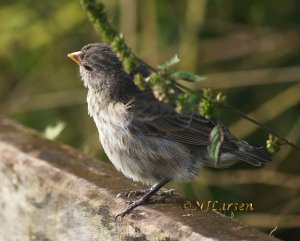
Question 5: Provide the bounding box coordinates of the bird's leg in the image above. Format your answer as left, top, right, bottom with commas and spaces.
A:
115, 178, 170, 219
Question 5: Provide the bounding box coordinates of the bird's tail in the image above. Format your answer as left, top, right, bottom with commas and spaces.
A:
233, 141, 272, 166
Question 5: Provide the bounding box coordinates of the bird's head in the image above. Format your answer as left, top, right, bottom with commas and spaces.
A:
68, 43, 129, 92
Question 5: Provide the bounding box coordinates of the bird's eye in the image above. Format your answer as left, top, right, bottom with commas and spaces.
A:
83, 64, 93, 71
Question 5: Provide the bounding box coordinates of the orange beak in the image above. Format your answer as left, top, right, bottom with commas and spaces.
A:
67, 51, 82, 65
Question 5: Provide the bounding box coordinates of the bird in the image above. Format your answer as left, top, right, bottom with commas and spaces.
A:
67, 43, 272, 218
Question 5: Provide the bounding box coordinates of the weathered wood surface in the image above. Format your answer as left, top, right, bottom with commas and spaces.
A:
0, 117, 279, 241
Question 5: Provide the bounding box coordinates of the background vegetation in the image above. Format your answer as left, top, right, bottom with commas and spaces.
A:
1, 0, 299, 239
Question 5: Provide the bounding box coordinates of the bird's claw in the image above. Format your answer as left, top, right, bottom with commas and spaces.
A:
115, 179, 175, 220
116, 188, 181, 199
115, 199, 145, 220
116, 190, 148, 198
156, 188, 181, 197
115, 196, 172, 220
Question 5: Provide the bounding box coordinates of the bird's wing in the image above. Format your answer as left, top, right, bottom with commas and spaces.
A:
129, 97, 238, 150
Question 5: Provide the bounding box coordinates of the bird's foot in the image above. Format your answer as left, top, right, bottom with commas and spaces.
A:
115, 178, 172, 220
116, 197, 146, 219
116, 188, 181, 199
116, 189, 148, 198
126, 196, 169, 205
156, 188, 182, 197
116, 196, 169, 220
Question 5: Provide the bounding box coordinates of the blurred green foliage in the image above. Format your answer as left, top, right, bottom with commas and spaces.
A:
1, 0, 300, 239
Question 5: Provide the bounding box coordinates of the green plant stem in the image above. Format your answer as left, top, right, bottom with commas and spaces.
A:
221, 103, 300, 152
79, 0, 117, 42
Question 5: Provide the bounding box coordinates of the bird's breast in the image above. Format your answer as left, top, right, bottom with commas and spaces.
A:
86, 91, 200, 184
86, 91, 137, 175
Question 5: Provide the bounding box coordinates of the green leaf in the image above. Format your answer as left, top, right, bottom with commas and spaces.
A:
207, 125, 224, 167
172, 71, 206, 82
157, 55, 180, 70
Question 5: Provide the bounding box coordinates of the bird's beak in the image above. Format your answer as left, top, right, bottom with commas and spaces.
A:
67, 51, 82, 65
